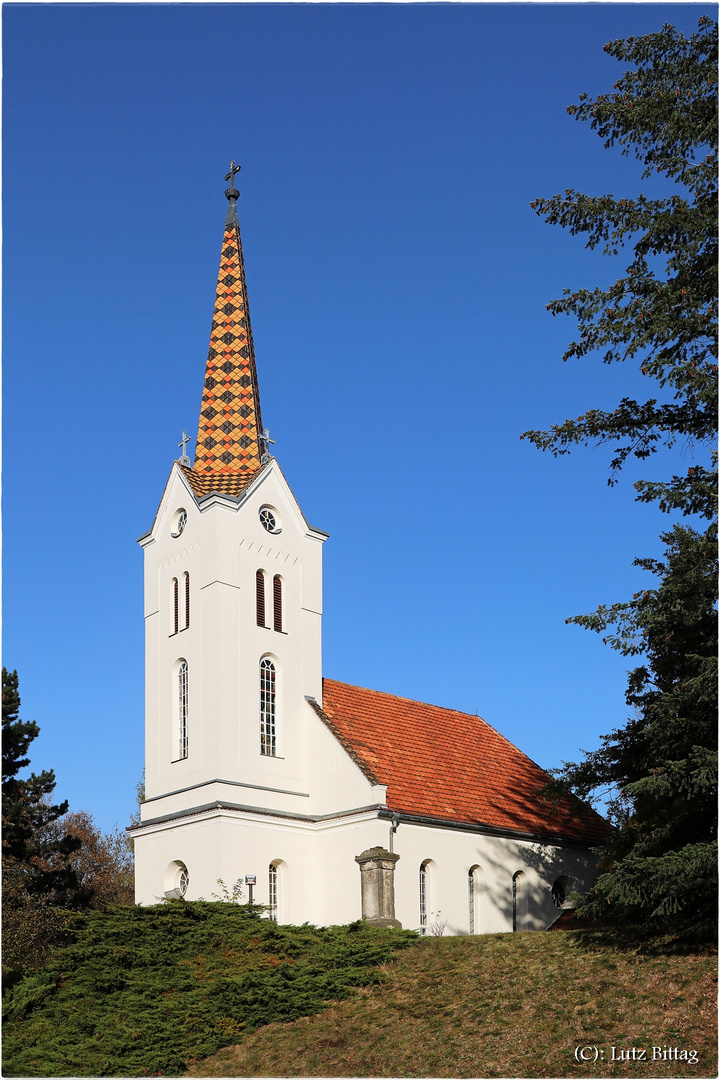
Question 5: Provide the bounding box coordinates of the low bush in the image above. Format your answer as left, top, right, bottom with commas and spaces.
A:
1, 902, 417, 1077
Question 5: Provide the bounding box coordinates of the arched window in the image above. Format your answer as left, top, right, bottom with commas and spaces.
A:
256, 570, 266, 627
165, 860, 189, 899
419, 861, 430, 933
512, 870, 527, 932
273, 575, 283, 632
183, 572, 190, 630
260, 657, 276, 756
552, 875, 572, 909
268, 862, 279, 922
468, 865, 479, 934
172, 578, 179, 635
176, 660, 189, 760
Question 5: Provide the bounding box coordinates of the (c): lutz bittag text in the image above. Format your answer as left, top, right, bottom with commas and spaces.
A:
574, 1044, 699, 1064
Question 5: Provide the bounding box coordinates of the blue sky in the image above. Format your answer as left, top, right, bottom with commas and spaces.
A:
3, 2, 714, 836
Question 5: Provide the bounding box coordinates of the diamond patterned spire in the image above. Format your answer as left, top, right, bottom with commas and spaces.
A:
190, 185, 265, 491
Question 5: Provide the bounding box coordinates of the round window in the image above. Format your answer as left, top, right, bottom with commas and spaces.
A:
171, 509, 187, 538
259, 506, 281, 533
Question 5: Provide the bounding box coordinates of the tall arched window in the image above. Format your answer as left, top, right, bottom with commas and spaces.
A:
260, 657, 276, 756
183, 572, 190, 629
172, 578, 179, 635
552, 875, 572, 909
268, 862, 279, 922
468, 865, 482, 934
256, 570, 266, 627
512, 870, 527, 932
273, 575, 283, 632
419, 861, 430, 933
176, 660, 189, 760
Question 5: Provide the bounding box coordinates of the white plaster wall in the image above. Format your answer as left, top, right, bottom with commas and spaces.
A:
139, 462, 326, 825
134, 806, 597, 936
302, 701, 382, 818
389, 821, 598, 934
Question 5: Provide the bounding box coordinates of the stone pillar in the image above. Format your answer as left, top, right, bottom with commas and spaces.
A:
355, 846, 401, 928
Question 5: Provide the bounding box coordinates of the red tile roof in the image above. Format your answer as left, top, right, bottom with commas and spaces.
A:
319, 679, 607, 845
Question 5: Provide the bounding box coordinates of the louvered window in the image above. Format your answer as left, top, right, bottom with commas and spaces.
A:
256, 570, 266, 627
184, 572, 190, 629
273, 575, 282, 632
177, 660, 189, 760
172, 578, 179, 635
260, 657, 276, 756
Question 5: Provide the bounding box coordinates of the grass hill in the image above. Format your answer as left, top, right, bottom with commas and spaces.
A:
2, 902, 716, 1078
186, 931, 717, 1079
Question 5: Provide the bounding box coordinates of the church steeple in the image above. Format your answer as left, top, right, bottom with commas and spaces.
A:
184, 163, 267, 498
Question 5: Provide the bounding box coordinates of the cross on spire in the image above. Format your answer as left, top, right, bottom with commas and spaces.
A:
178, 430, 191, 466
224, 160, 241, 201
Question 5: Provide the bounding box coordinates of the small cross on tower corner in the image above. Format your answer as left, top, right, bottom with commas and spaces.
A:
260, 427, 276, 465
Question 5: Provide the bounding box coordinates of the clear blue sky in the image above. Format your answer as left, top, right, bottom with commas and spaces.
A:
3, 2, 714, 836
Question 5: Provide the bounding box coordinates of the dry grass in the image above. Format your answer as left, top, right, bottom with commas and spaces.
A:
184, 931, 717, 1079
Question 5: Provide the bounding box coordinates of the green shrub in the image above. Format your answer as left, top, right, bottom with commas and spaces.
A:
1, 902, 417, 1077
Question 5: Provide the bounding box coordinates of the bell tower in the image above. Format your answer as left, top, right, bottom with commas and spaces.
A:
133, 167, 328, 903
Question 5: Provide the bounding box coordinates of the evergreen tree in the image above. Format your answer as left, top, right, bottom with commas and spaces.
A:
523, 20, 717, 930
2, 667, 80, 897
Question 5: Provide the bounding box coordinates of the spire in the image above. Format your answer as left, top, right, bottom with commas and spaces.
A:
187, 162, 267, 497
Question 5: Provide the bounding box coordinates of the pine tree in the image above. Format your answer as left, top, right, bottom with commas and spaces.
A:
2, 667, 80, 897
524, 19, 717, 931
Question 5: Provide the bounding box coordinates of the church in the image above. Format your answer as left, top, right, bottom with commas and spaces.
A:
132, 168, 606, 934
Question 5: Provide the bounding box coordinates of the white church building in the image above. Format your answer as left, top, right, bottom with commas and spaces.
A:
132, 170, 606, 934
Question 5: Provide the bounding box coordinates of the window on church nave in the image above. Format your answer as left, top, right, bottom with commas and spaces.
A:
175, 660, 189, 760
419, 861, 430, 933
256, 570, 266, 627
273, 575, 282, 632
268, 863, 278, 921
512, 871, 527, 932
260, 657, 276, 756
468, 865, 482, 934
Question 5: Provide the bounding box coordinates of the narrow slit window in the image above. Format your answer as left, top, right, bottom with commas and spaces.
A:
184, 572, 190, 629
468, 869, 475, 935
273, 575, 282, 632
256, 570, 266, 627
172, 578, 179, 635
177, 660, 189, 760
260, 658, 276, 756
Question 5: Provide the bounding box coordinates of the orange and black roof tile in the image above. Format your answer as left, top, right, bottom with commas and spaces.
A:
319, 678, 608, 845
189, 178, 266, 492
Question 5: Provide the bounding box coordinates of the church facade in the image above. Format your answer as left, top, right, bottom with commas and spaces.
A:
132, 172, 605, 934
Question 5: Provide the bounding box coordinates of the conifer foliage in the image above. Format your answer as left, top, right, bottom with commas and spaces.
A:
2, 903, 418, 1077
524, 20, 717, 931
2, 668, 80, 898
